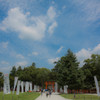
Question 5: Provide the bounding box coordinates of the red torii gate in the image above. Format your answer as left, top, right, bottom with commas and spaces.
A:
45, 81, 55, 92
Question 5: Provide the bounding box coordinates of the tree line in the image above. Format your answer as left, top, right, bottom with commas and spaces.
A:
0, 49, 100, 90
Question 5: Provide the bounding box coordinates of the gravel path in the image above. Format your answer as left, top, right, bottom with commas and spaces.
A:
35, 92, 72, 100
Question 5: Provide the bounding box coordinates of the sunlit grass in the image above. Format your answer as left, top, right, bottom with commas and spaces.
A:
61, 93, 100, 100
0, 91, 40, 100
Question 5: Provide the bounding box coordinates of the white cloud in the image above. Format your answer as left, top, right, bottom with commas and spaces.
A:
16, 61, 28, 67
28, 51, 39, 56
0, 42, 9, 53
73, 0, 100, 22
76, 49, 91, 67
0, 61, 9, 65
48, 57, 60, 64
57, 46, 64, 53
0, 66, 11, 74
32, 52, 38, 56
92, 44, 100, 53
0, 42, 8, 49
52, 1, 55, 4
48, 21, 57, 34
62, 5, 66, 10
0, 6, 57, 40
47, 6, 56, 21
76, 44, 100, 67
0, 61, 11, 73
16, 54, 24, 59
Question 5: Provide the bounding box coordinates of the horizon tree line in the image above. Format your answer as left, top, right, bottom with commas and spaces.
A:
0, 49, 100, 90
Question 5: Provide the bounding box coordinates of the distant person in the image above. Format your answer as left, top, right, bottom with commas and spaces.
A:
46, 90, 49, 97
74, 91, 76, 98
41, 89, 43, 96
49, 90, 51, 97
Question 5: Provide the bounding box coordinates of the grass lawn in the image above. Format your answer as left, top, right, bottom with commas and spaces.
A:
61, 94, 100, 100
0, 92, 40, 100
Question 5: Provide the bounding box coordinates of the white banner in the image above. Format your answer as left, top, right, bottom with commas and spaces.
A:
55, 82, 58, 92
36, 86, 39, 92
64, 86, 65, 93
34, 85, 37, 92
64, 85, 68, 94
25, 82, 27, 92
60, 87, 63, 93
30, 82, 32, 91
25, 82, 29, 92
21, 81, 24, 93
16, 80, 20, 95
27, 82, 29, 91
94, 76, 100, 96
3, 74, 10, 94
13, 77, 18, 94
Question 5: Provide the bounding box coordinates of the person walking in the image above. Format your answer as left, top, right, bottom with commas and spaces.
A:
41, 89, 43, 96
49, 89, 51, 97
46, 89, 49, 97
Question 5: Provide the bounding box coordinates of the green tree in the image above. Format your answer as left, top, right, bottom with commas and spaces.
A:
10, 66, 17, 88
32, 62, 36, 67
36, 68, 50, 87
0, 72, 3, 89
77, 68, 85, 89
20, 65, 37, 84
16, 66, 23, 79
82, 54, 100, 89
49, 70, 57, 81
10, 66, 16, 76
53, 49, 80, 89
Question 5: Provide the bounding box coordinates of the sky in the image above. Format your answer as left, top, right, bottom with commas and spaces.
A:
0, 0, 100, 73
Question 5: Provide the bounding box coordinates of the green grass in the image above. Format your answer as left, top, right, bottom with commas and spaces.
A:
61, 94, 100, 100
0, 92, 40, 100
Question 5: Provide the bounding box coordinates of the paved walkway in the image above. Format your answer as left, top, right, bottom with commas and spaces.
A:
35, 92, 72, 100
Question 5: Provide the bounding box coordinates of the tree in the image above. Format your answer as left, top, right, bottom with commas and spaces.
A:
10, 66, 16, 76
53, 49, 80, 89
36, 68, 50, 87
82, 54, 100, 89
77, 68, 85, 89
20, 66, 37, 84
10, 66, 17, 88
0, 72, 3, 89
49, 70, 57, 81
32, 62, 36, 67
16, 66, 23, 79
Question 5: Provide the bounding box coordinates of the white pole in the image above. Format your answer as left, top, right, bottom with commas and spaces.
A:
21, 81, 24, 93
94, 76, 100, 96
13, 77, 18, 94
3, 74, 10, 94
16, 80, 20, 95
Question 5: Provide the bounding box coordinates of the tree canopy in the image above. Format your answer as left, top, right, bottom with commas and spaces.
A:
53, 49, 81, 89
0, 50, 100, 90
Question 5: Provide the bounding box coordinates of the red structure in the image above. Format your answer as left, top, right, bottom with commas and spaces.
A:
45, 81, 55, 92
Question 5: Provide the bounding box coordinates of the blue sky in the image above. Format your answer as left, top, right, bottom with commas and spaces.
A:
0, 0, 100, 73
